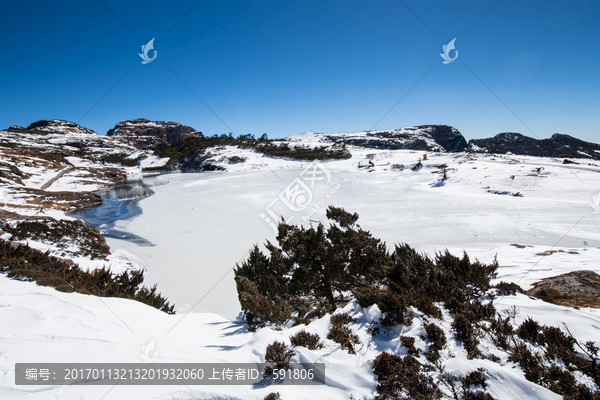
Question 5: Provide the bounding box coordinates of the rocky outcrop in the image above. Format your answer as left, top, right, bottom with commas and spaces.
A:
106, 118, 202, 148
419, 125, 468, 152
324, 125, 468, 152
26, 119, 98, 135
469, 132, 600, 160
527, 270, 600, 308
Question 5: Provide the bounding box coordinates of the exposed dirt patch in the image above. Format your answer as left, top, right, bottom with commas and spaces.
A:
18, 188, 103, 211
510, 243, 532, 249
535, 249, 580, 256
527, 270, 600, 308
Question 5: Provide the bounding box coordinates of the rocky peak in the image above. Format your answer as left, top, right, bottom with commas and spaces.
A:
414, 125, 468, 152
106, 118, 201, 148
469, 132, 600, 160
26, 119, 97, 135
319, 125, 468, 152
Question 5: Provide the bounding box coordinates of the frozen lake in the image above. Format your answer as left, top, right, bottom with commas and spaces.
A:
70, 176, 160, 246
106, 159, 600, 319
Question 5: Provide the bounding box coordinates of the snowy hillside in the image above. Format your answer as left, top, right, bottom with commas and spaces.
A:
282, 125, 467, 152
1, 122, 600, 399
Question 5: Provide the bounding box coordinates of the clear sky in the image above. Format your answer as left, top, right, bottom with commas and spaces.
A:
1, 0, 599, 141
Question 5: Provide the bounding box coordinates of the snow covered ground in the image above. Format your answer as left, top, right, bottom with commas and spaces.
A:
2, 137, 600, 399
1, 269, 598, 399
107, 151, 600, 319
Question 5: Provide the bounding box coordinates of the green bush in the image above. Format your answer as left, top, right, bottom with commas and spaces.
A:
235, 206, 389, 328
235, 206, 498, 330
153, 136, 350, 171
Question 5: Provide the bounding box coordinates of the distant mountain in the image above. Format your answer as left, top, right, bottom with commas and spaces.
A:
287, 125, 469, 152
5, 118, 600, 161
26, 119, 97, 135
469, 132, 600, 160
106, 118, 202, 148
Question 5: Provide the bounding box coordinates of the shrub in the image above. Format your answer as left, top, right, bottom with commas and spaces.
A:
236, 205, 498, 333
235, 206, 389, 328
330, 313, 354, 327
0, 240, 174, 313
265, 341, 295, 373
227, 155, 246, 164
372, 352, 442, 400
411, 160, 423, 171
441, 371, 494, 400
254, 143, 351, 161
327, 325, 360, 354
400, 335, 419, 355
290, 330, 322, 350
153, 136, 351, 171
453, 312, 481, 359
565, 385, 600, 400
494, 281, 523, 296
424, 323, 446, 362
365, 246, 497, 327
2, 218, 110, 259
464, 368, 487, 388
264, 393, 280, 400
463, 391, 495, 400
100, 153, 142, 167
516, 317, 541, 344
540, 326, 576, 361
508, 344, 544, 383
543, 365, 577, 396
489, 316, 513, 350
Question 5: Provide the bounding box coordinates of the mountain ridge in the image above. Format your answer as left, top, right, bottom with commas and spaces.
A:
4, 118, 600, 160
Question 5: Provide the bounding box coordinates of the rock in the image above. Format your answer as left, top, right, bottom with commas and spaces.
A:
323, 125, 468, 152
527, 270, 600, 308
107, 118, 202, 148
27, 119, 98, 135
469, 132, 600, 160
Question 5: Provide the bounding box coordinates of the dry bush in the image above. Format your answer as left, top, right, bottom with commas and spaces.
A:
0, 240, 174, 313
372, 352, 442, 400
290, 330, 322, 350
265, 341, 295, 372
327, 325, 360, 354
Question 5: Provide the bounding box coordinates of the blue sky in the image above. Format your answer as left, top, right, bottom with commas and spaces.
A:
1, 0, 599, 141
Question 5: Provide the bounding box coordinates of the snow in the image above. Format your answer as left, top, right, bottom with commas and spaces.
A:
2, 128, 600, 399
3, 275, 584, 399
105, 152, 600, 319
